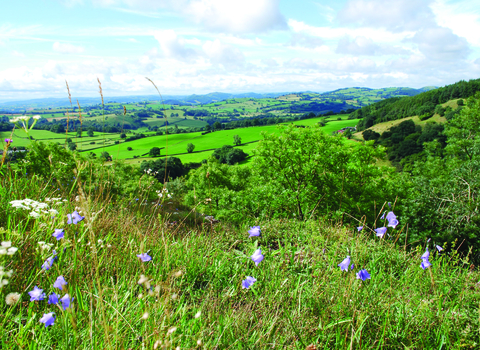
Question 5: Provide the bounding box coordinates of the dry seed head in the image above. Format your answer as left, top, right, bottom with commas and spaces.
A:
197, 339, 202, 346
138, 275, 149, 285
154, 340, 162, 349
174, 270, 183, 278
138, 293, 143, 299
171, 293, 178, 300
167, 326, 177, 334
194, 311, 201, 319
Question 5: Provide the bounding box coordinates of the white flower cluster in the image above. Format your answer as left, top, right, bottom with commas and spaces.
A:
144, 168, 159, 176
37, 241, 54, 252
156, 188, 172, 199
0, 241, 17, 256
10, 198, 60, 218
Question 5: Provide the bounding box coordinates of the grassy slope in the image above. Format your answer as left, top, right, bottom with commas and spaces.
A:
2, 174, 479, 349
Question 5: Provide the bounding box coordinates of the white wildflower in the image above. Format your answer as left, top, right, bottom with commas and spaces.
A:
0, 248, 7, 255
7, 247, 18, 256
154, 340, 162, 349
142, 312, 149, 320
33, 115, 41, 120
167, 326, 177, 334
174, 270, 183, 278
5, 292, 21, 305
29, 211, 40, 218
194, 311, 201, 319
138, 293, 143, 299
197, 339, 202, 346
2, 280, 8, 286
6, 270, 13, 278
138, 275, 149, 285
171, 293, 178, 300
1, 241, 11, 248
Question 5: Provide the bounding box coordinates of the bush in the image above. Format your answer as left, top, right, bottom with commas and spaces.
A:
127, 147, 133, 151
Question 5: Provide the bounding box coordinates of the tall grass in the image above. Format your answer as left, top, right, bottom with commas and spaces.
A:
1, 164, 479, 348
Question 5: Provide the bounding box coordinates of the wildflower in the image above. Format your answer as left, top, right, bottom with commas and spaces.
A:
52, 229, 65, 240
375, 227, 387, 238
248, 226, 261, 237
39, 312, 56, 327
29, 211, 41, 219
357, 226, 363, 231
338, 256, 351, 271
197, 339, 203, 346
1, 241, 11, 248
380, 212, 385, 220
60, 294, 73, 310
250, 248, 264, 266
42, 255, 57, 270
53, 276, 67, 290
28, 286, 46, 301
5, 292, 21, 305
168, 326, 177, 334
4, 138, 12, 143
67, 211, 84, 225
421, 247, 432, 270
48, 293, 60, 304
242, 276, 257, 289
137, 253, 152, 262
356, 269, 371, 281
194, 311, 201, 318
386, 212, 399, 228
436, 245, 443, 252
350, 264, 354, 270
5, 247, 17, 256
138, 275, 149, 285
142, 312, 149, 320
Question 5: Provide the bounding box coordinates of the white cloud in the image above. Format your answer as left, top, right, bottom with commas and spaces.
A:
288, 33, 324, 49
184, 0, 287, 33
410, 26, 470, 61
338, 0, 436, 32
336, 36, 410, 56
53, 42, 85, 54
202, 39, 245, 69
431, 0, 480, 46
153, 30, 200, 61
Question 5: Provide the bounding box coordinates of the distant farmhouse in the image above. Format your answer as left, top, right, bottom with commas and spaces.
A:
336, 126, 356, 134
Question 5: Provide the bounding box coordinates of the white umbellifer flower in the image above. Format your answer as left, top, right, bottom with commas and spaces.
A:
138, 293, 143, 299
33, 115, 41, 120
194, 311, 201, 319
6, 270, 13, 278
197, 339, 202, 346
138, 275, 149, 285
5, 292, 21, 305
2, 280, 8, 285
0, 248, 7, 255
49, 209, 59, 215
171, 293, 178, 300
29, 211, 40, 218
1, 241, 11, 248
142, 312, 149, 320
97, 239, 103, 244
6, 247, 18, 256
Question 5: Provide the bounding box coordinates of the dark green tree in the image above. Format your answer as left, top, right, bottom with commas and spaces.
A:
233, 134, 241, 146
149, 147, 161, 157
186, 143, 195, 153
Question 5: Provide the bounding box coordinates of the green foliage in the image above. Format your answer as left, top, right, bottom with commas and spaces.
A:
140, 157, 185, 183
212, 145, 248, 165
362, 129, 380, 142
149, 147, 161, 157
233, 134, 241, 146
186, 143, 195, 153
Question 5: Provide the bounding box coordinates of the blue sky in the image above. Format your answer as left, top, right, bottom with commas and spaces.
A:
0, 0, 479, 100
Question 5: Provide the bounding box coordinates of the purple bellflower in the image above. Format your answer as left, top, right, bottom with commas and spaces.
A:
375, 227, 387, 238
357, 226, 363, 232
386, 212, 399, 228
67, 211, 84, 225
248, 226, 261, 237
60, 294, 73, 310
53, 276, 67, 290
137, 253, 152, 262
421, 247, 432, 269
380, 212, 385, 220
42, 253, 57, 271
242, 276, 257, 289
48, 293, 60, 304
436, 245, 443, 252
356, 269, 371, 281
39, 312, 56, 327
29, 286, 46, 301
350, 264, 355, 270
250, 248, 264, 266
52, 229, 65, 240
338, 256, 351, 271
4, 138, 12, 144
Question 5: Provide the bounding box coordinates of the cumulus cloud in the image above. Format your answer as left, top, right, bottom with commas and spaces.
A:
336, 36, 410, 56
53, 42, 85, 54
288, 33, 324, 49
153, 30, 199, 61
202, 39, 245, 69
184, 0, 287, 34
338, 0, 436, 32
410, 26, 471, 61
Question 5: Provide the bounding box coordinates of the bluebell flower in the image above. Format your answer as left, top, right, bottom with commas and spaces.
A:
137, 253, 152, 262
356, 269, 371, 281
421, 247, 432, 269
52, 229, 65, 240
28, 286, 46, 301
67, 211, 84, 225
375, 227, 387, 238
60, 294, 73, 310
350, 264, 354, 270
380, 212, 385, 220
241, 276, 256, 289
338, 256, 351, 271
250, 248, 264, 266
48, 293, 60, 304
39, 312, 56, 327
53, 276, 67, 290
248, 226, 261, 237
421, 247, 430, 261
357, 226, 363, 232
436, 245, 443, 252
42, 255, 57, 270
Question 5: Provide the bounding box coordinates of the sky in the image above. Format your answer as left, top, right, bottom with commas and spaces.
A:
1, 0, 480, 101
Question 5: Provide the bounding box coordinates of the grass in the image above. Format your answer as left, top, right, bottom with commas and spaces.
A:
1, 170, 479, 349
